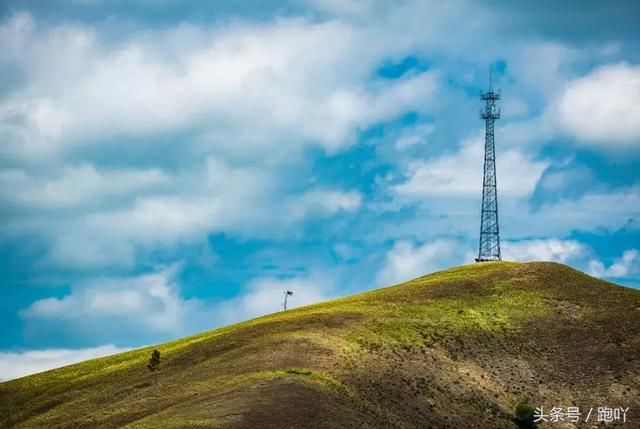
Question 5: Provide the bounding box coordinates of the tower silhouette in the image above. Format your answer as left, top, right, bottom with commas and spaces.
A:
476, 70, 501, 262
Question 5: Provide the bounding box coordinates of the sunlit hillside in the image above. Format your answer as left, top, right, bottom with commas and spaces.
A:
2, 262, 639, 428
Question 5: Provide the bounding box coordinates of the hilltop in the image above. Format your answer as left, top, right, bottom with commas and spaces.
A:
1, 262, 639, 428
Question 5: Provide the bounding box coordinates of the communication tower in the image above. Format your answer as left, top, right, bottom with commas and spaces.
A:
476, 69, 502, 262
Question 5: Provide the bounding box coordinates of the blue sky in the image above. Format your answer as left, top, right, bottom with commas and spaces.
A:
1, 0, 639, 380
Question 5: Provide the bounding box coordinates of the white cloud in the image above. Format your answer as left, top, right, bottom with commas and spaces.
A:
535, 164, 594, 194
216, 273, 335, 324
46, 234, 136, 270
0, 155, 362, 269
393, 136, 549, 199
509, 186, 640, 237
394, 123, 434, 149
21, 265, 203, 336
0, 12, 437, 159
57, 169, 361, 261
0, 164, 169, 209
88, 196, 222, 246
509, 42, 581, 100
20, 265, 335, 345
590, 248, 640, 278
376, 239, 470, 285
554, 62, 640, 151
332, 242, 361, 263
370, 185, 640, 248
0, 344, 130, 381
290, 189, 362, 221
0, 12, 418, 270
304, 0, 377, 16
501, 239, 589, 263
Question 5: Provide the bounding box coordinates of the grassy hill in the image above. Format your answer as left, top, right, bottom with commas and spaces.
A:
2, 262, 639, 428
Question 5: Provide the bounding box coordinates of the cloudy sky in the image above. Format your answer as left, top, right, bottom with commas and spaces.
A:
1, 0, 639, 380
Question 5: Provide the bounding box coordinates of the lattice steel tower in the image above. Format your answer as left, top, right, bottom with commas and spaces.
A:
476, 70, 502, 262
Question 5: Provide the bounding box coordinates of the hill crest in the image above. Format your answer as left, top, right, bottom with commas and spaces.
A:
2, 262, 639, 428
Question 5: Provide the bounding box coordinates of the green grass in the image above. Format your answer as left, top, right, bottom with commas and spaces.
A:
2, 261, 639, 429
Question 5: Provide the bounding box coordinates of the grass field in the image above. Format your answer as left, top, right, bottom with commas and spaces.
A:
2, 261, 639, 428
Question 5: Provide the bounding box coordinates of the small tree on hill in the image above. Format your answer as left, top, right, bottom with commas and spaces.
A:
147, 349, 161, 385
515, 404, 537, 428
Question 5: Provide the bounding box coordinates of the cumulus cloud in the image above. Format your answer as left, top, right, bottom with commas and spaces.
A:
0, 12, 437, 159
376, 239, 470, 285
290, 189, 362, 221
509, 42, 581, 100
502, 239, 589, 263
0, 154, 362, 269
63, 187, 358, 268
371, 184, 640, 248
509, 186, 640, 237
0, 164, 169, 209
590, 249, 640, 278
46, 234, 136, 270
0, 11, 416, 271
554, 62, 640, 151
0, 345, 130, 381
84, 184, 360, 247
393, 136, 549, 200
20, 263, 335, 346
216, 273, 335, 323
533, 164, 595, 200
304, 0, 378, 16
21, 266, 202, 337
394, 123, 434, 150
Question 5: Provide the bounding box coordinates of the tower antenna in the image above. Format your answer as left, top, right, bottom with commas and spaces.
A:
476, 68, 502, 262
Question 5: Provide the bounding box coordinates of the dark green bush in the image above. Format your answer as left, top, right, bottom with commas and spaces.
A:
146, 349, 161, 385
515, 404, 536, 428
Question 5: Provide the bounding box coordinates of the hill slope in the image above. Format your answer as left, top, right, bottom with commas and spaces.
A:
2, 262, 640, 428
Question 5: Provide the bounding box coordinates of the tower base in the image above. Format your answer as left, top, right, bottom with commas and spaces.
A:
475, 257, 501, 263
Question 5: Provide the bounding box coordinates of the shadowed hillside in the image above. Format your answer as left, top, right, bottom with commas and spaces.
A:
2, 262, 639, 428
